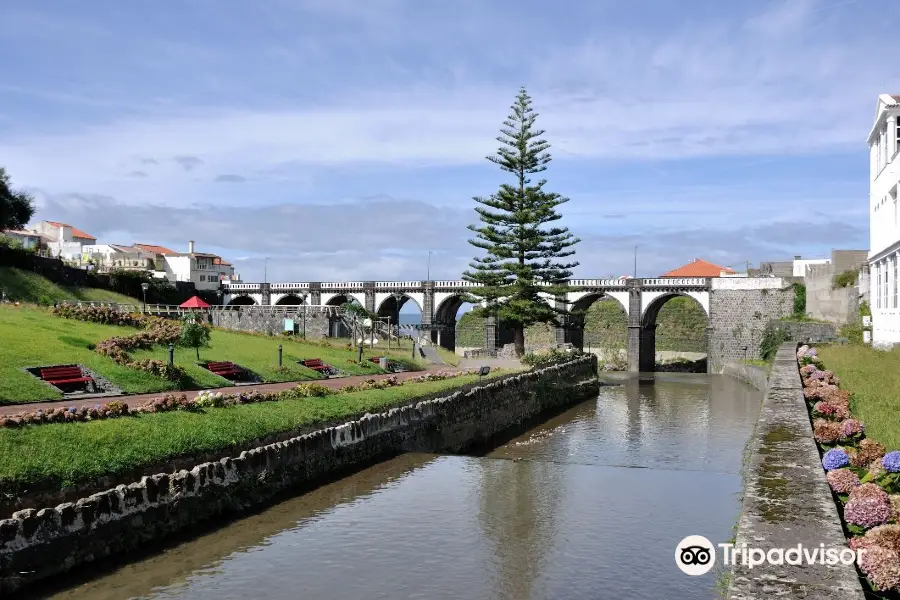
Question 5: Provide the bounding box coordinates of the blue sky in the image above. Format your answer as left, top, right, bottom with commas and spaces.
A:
0, 0, 894, 293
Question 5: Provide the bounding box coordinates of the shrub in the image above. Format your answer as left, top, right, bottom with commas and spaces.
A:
179, 313, 211, 359
833, 269, 859, 289
759, 322, 791, 361
791, 282, 806, 317
521, 347, 580, 367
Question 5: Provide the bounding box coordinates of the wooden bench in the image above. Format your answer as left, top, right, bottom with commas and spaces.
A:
300, 359, 331, 372
368, 356, 383, 364
206, 361, 244, 378
39, 366, 93, 388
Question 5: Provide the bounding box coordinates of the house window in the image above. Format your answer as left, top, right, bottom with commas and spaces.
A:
894, 255, 898, 309
877, 266, 882, 309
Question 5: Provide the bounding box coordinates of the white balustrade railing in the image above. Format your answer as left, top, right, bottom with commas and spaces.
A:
641, 277, 708, 287
270, 282, 310, 290
375, 281, 422, 288
220, 278, 711, 294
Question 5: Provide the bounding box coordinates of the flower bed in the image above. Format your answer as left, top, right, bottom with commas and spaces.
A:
797, 344, 900, 593
0, 369, 484, 429
52, 305, 189, 384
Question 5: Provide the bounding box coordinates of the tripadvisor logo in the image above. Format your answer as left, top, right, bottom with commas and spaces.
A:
675, 535, 865, 576
675, 535, 716, 576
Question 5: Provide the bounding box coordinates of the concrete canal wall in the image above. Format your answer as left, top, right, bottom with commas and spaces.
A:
726, 344, 864, 599
0, 356, 599, 594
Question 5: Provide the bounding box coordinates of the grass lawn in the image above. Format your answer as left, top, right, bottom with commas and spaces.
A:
326, 335, 461, 367
0, 305, 408, 404
0, 266, 141, 305
818, 344, 900, 449
0, 373, 504, 491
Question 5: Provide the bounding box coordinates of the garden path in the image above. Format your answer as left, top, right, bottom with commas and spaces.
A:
0, 364, 461, 416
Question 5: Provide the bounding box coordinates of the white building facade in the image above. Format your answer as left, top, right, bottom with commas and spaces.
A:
157, 241, 236, 291
868, 94, 900, 347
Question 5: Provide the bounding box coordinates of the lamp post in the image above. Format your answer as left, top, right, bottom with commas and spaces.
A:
141, 282, 149, 313
300, 293, 308, 338
216, 289, 223, 306
427, 251, 431, 281
392, 292, 404, 348
264, 257, 269, 283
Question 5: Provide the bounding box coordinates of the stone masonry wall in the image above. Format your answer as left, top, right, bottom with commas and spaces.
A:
772, 320, 838, 343
708, 278, 794, 373
726, 343, 864, 599
211, 308, 331, 337
0, 356, 599, 594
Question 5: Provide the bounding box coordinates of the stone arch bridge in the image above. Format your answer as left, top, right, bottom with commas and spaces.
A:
222, 277, 793, 373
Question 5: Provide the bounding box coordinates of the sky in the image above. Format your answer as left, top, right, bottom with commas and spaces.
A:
0, 0, 894, 295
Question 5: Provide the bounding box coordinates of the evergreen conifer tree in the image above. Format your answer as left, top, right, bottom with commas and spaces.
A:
462, 87, 579, 356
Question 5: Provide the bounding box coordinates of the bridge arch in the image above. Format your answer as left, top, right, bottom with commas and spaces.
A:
565, 293, 630, 360
275, 294, 306, 306
325, 294, 360, 307
375, 293, 422, 328
228, 295, 256, 306
638, 292, 710, 372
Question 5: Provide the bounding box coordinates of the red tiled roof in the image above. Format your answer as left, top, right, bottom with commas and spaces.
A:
43, 221, 96, 240
134, 243, 176, 255
892, 94, 900, 102
661, 258, 735, 278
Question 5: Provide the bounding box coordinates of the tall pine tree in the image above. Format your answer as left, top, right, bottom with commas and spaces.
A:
462, 87, 579, 356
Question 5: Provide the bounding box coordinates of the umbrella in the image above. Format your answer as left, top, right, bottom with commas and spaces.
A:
179, 296, 211, 309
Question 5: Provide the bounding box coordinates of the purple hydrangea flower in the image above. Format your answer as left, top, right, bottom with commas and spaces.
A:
883, 451, 900, 473
807, 348, 818, 357
822, 448, 850, 471
841, 419, 865, 437
844, 497, 893, 529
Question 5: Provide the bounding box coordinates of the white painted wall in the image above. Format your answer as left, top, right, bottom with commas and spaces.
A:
868, 95, 900, 347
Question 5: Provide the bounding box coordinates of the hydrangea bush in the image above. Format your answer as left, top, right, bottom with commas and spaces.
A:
798, 346, 900, 591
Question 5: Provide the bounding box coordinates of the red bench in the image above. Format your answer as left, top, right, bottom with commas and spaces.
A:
368, 356, 383, 363
39, 366, 93, 387
206, 361, 244, 378
300, 359, 331, 372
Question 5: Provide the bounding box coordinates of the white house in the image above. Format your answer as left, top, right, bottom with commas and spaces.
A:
82, 244, 157, 273
792, 256, 831, 277
141, 240, 236, 291
32, 221, 96, 263
867, 94, 900, 347
1, 229, 47, 253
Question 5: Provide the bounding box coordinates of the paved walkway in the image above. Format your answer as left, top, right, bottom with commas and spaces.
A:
0, 365, 460, 416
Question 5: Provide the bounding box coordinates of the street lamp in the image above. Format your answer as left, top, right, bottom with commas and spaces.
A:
141, 282, 149, 313
391, 292, 404, 347
216, 289, 223, 307
300, 293, 308, 338
264, 257, 270, 283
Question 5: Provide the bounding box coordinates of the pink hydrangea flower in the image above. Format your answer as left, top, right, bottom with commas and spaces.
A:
826, 468, 861, 493
850, 483, 891, 504
841, 419, 865, 437
858, 545, 900, 591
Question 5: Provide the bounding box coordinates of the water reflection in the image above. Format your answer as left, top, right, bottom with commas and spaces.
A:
41, 374, 761, 600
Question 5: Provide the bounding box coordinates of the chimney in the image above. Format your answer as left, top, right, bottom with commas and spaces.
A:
188, 240, 195, 254
58, 226, 65, 243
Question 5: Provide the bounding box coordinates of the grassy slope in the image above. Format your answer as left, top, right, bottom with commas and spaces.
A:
0, 373, 502, 490
0, 306, 407, 404
0, 266, 141, 305
818, 345, 900, 449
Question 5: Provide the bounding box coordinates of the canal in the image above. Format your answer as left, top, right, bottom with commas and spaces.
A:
44, 373, 761, 600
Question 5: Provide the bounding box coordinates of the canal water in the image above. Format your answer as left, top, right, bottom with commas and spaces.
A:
45, 373, 761, 600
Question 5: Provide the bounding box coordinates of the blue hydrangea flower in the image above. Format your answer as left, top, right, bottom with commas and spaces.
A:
882, 451, 900, 473
822, 448, 850, 471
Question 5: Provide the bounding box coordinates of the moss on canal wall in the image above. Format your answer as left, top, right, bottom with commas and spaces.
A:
725, 344, 864, 599
0, 356, 599, 595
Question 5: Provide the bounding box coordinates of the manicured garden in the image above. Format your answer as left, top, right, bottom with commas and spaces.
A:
799, 344, 900, 593
0, 370, 505, 493
0, 304, 416, 404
